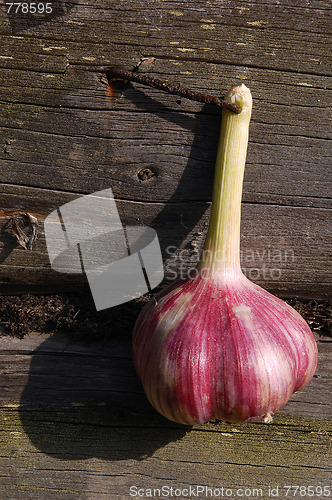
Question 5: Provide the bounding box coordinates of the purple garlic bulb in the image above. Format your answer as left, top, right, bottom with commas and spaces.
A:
132, 85, 318, 425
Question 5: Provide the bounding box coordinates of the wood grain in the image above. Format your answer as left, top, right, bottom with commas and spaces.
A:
0, 332, 331, 499
0, 184, 330, 297
0, 0, 331, 297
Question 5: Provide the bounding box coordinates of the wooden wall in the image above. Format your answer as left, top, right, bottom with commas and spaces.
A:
0, 0, 331, 298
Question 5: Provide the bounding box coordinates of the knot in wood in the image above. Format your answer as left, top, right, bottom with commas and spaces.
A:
137, 168, 155, 182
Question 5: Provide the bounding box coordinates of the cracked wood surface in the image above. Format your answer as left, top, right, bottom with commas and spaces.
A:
0, 0, 331, 297
0, 332, 331, 499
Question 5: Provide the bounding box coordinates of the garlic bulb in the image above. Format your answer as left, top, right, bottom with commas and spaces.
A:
132, 84, 318, 425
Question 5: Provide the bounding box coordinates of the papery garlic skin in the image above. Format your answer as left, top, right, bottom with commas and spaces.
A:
133, 272, 317, 424
132, 84, 318, 425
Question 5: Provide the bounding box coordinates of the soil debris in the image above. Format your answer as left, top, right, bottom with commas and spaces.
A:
0, 292, 152, 341
0, 293, 330, 341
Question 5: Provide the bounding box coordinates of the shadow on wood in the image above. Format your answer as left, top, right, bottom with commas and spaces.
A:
0, 220, 18, 264
18, 332, 189, 461
115, 84, 220, 264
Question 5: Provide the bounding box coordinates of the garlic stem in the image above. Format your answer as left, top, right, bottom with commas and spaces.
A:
199, 84, 252, 276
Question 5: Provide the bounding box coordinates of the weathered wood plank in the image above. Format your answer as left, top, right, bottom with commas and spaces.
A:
1, 106, 330, 206
0, 332, 330, 419
0, 185, 331, 297
0, 0, 331, 295
1, 0, 331, 75
0, 406, 330, 500
0, 332, 331, 499
1, 61, 331, 112
1, 59, 330, 207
